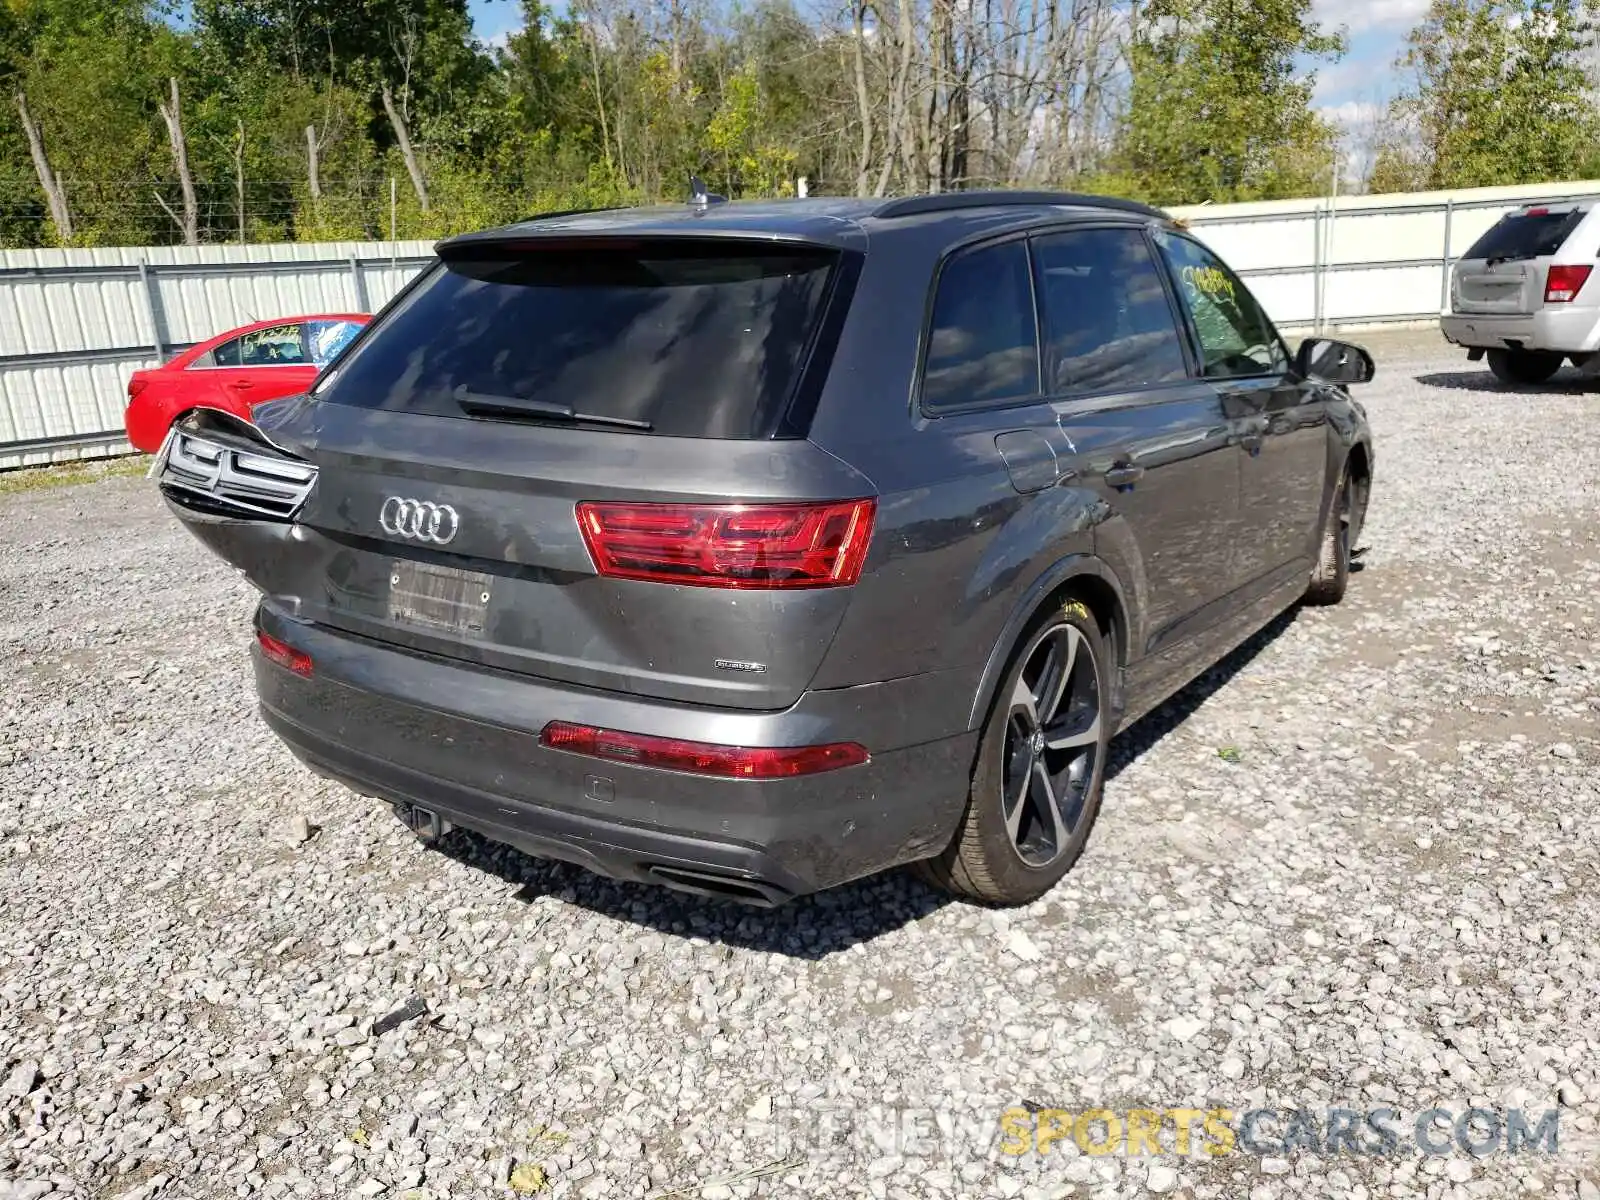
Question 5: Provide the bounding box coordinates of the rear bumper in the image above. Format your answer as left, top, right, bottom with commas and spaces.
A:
251, 603, 977, 902
1441, 308, 1600, 354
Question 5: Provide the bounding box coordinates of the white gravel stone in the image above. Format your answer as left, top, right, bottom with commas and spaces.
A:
1165, 1016, 1205, 1042
2, 1061, 40, 1099
1144, 1164, 1178, 1193
3, 336, 1598, 1199
1005, 929, 1042, 962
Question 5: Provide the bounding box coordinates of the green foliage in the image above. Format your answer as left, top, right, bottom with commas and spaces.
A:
6, 0, 1597, 249
1, 0, 827, 246
703, 61, 795, 197
1374, 0, 1600, 192
1117, 0, 1346, 206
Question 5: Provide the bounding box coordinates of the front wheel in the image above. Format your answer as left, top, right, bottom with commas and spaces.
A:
1486, 348, 1563, 385
1305, 467, 1352, 606
914, 598, 1111, 905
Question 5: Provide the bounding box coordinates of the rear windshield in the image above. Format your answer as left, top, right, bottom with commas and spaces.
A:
1464, 209, 1586, 262
315, 242, 838, 439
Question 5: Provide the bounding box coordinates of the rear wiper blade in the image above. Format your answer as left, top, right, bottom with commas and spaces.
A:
451, 388, 652, 431
1486, 253, 1537, 266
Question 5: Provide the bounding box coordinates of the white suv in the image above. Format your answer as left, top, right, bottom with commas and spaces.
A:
1441, 201, 1600, 383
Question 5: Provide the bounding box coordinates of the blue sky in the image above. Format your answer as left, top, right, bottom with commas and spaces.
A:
1309, 0, 1429, 126
466, 0, 1416, 130
468, 0, 530, 48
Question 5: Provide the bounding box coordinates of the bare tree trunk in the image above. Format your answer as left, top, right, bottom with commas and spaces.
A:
669, 0, 684, 82
871, 0, 916, 196
305, 124, 323, 201
16, 90, 73, 242
947, 0, 971, 189
894, 0, 920, 192
851, 0, 875, 196
381, 83, 430, 212
158, 76, 200, 245
585, 24, 615, 174
235, 121, 248, 243
923, 0, 945, 193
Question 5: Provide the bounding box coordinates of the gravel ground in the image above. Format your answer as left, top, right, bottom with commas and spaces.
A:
3, 340, 1599, 1200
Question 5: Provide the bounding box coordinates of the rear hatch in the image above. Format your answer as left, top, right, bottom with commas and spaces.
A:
1452, 205, 1587, 315
243, 234, 873, 711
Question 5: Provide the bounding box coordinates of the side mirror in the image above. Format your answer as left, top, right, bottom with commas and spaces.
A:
1295, 338, 1375, 385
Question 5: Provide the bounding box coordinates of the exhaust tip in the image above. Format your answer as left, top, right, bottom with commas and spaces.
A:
394, 803, 453, 843
643, 865, 792, 907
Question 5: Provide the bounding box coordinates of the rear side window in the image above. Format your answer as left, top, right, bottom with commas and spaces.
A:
1031, 228, 1189, 395
212, 323, 307, 368
1464, 209, 1586, 262
316, 243, 838, 439
921, 240, 1040, 410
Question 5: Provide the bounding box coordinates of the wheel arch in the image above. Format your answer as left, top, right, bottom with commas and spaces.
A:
1350, 438, 1376, 547
965, 554, 1132, 731
1347, 438, 1372, 487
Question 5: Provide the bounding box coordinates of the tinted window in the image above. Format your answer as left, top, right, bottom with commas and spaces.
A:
921, 239, 1039, 409
1032, 228, 1189, 395
1464, 209, 1585, 262
315, 244, 837, 439
1155, 232, 1288, 379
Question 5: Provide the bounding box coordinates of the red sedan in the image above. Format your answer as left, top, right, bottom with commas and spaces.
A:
124, 313, 370, 453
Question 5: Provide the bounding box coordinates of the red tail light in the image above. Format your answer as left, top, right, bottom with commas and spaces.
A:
541, 721, 868, 778
1545, 264, 1593, 303
576, 499, 876, 589
256, 630, 313, 677
127, 377, 150, 399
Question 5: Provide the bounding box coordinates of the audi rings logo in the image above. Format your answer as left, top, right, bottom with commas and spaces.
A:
379, 496, 460, 545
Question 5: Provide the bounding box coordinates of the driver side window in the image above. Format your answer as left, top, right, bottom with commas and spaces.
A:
1155, 231, 1287, 379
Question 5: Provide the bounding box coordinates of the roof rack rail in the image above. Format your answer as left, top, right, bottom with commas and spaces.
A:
872, 190, 1168, 221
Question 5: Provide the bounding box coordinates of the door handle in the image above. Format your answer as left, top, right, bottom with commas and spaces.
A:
1104, 463, 1145, 490
229, 379, 255, 390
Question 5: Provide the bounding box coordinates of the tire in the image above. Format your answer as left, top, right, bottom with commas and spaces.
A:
914, 596, 1111, 905
1305, 465, 1352, 606
1486, 348, 1563, 385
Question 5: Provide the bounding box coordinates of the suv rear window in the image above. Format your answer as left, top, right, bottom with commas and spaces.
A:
1463, 209, 1586, 262
316, 241, 839, 439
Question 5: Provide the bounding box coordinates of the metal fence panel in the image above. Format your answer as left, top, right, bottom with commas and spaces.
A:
7, 181, 1600, 467
0, 240, 434, 468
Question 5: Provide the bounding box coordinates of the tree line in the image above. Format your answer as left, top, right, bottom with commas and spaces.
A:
2, 0, 1598, 249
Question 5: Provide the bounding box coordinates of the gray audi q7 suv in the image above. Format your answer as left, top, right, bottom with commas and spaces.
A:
155, 189, 1375, 907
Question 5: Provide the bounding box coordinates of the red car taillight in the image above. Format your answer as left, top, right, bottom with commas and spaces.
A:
540, 722, 869, 778
257, 630, 313, 677
127, 377, 150, 399
575, 499, 876, 589
1545, 264, 1593, 303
